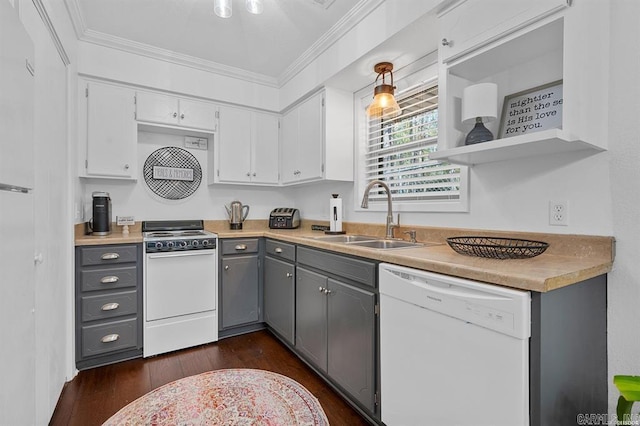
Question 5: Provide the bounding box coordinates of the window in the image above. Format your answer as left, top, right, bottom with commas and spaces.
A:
359, 80, 468, 212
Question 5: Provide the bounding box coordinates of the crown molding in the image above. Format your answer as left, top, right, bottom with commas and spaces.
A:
32, 0, 71, 65
278, 0, 385, 86
79, 29, 280, 87
63, 0, 383, 88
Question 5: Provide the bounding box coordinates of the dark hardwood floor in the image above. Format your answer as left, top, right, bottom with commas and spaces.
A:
49, 330, 371, 425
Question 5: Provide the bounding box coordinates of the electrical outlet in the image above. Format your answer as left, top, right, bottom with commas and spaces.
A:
549, 201, 568, 226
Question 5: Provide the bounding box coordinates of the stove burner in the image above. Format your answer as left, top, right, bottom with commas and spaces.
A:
180, 230, 206, 236
147, 232, 174, 238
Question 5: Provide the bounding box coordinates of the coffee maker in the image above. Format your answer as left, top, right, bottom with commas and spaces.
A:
89, 191, 112, 235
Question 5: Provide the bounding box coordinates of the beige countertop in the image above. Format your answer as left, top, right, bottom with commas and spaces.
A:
75, 220, 614, 293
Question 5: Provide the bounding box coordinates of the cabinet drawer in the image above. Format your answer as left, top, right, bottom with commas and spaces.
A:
81, 290, 137, 322
265, 239, 295, 262
79, 245, 138, 266
221, 238, 259, 255
297, 246, 376, 288
80, 266, 137, 292
81, 318, 138, 357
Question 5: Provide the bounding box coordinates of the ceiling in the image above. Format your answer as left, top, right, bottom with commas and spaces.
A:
65, 0, 382, 86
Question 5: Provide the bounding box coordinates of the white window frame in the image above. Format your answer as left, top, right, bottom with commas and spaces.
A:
354, 61, 469, 213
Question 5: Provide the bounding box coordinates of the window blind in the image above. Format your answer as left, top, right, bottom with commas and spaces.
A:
364, 84, 461, 203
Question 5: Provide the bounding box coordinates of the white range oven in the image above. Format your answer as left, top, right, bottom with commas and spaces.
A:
142, 220, 218, 357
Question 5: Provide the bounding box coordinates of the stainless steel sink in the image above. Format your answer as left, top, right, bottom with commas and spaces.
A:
313, 235, 379, 243
348, 240, 424, 249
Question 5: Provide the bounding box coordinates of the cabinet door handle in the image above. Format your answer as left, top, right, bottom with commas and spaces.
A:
252, 173, 256, 177
235, 244, 247, 251
286, 272, 293, 278
246, 172, 251, 177
180, 113, 185, 119
318, 286, 325, 293
124, 164, 130, 170
101, 253, 120, 260
100, 276, 119, 284
324, 288, 332, 295
224, 265, 229, 271
173, 112, 178, 118
441, 38, 451, 46
274, 248, 283, 253
101, 302, 120, 311
101, 334, 120, 343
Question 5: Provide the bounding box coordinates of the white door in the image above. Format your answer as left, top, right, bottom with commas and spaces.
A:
217, 105, 252, 183
251, 112, 279, 184
297, 92, 324, 182
0, 2, 34, 189
0, 191, 36, 424
280, 108, 299, 184
86, 82, 137, 178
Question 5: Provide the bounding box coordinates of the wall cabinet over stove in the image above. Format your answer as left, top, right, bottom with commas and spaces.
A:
74, 244, 143, 370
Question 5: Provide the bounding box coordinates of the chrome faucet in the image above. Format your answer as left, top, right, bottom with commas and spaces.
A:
360, 180, 399, 239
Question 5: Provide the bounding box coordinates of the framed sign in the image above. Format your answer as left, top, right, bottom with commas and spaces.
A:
498, 80, 563, 139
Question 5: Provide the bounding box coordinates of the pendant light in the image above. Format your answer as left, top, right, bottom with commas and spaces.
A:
366, 62, 402, 119
214, 0, 264, 18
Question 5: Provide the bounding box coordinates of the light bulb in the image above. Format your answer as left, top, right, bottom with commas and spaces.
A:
246, 0, 263, 14
214, 0, 232, 18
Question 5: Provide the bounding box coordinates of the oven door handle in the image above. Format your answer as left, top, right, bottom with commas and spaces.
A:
147, 250, 215, 259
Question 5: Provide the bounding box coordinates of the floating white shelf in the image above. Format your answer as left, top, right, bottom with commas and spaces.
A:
430, 128, 605, 166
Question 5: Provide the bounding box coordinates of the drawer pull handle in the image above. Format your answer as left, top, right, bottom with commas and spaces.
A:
101, 253, 120, 260
286, 272, 293, 278
101, 334, 120, 343
235, 244, 247, 251
101, 302, 120, 311
274, 248, 283, 253
100, 276, 119, 284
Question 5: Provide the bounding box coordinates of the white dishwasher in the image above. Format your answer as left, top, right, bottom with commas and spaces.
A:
379, 263, 531, 426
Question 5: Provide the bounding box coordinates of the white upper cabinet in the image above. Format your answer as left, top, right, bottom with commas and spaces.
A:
433, 0, 607, 166
80, 81, 137, 180
280, 88, 353, 185
136, 91, 217, 132
439, 0, 569, 64
210, 105, 279, 185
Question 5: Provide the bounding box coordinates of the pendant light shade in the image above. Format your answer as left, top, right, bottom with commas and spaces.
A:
246, 0, 263, 14
214, 0, 232, 18
366, 62, 402, 119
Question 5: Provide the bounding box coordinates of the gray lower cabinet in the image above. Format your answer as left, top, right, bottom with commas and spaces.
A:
75, 244, 143, 370
264, 239, 295, 345
296, 246, 378, 417
219, 239, 261, 334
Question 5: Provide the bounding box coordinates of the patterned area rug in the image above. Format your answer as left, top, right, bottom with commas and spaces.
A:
103, 368, 330, 425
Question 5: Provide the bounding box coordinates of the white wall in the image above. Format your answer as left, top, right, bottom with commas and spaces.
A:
607, 0, 640, 412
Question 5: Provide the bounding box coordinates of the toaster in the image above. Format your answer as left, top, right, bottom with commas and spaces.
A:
269, 208, 300, 229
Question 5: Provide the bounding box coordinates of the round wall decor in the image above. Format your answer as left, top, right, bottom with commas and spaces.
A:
143, 146, 202, 200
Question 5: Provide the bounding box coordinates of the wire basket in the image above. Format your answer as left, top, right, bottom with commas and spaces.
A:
446, 236, 549, 260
